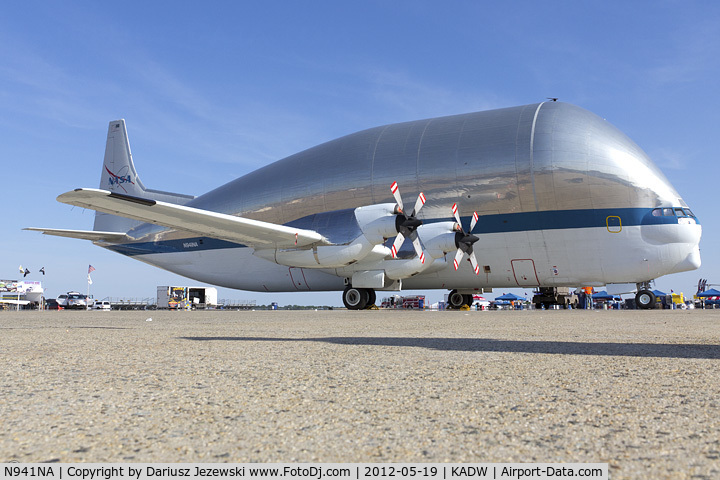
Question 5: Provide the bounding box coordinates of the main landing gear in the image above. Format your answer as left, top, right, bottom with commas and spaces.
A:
342, 286, 376, 310
447, 289, 473, 309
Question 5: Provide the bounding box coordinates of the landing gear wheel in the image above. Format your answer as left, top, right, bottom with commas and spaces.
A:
635, 289, 656, 310
463, 294, 473, 308
447, 290, 468, 309
366, 289, 376, 308
343, 287, 369, 310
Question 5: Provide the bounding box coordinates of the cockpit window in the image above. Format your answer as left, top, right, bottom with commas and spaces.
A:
651, 207, 697, 218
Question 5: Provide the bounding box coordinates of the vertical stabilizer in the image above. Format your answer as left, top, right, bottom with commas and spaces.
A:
100, 120, 146, 195
93, 120, 146, 232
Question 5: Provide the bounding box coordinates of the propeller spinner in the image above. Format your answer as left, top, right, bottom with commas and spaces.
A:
390, 181, 426, 264
452, 203, 480, 275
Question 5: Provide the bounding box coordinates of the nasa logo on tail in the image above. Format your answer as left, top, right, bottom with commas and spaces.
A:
105, 165, 134, 192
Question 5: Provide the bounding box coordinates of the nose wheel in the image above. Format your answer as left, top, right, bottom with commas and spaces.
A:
635, 289, 656, 309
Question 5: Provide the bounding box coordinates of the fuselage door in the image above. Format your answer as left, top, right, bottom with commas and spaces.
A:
511, 259, 540, 287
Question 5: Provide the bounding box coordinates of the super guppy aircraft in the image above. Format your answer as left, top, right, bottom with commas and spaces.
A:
27, 101, 701, 309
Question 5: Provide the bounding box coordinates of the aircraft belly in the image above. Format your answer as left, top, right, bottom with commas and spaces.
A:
115, 247, 344, 292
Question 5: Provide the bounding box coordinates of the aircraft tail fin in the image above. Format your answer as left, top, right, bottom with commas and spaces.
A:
93, 120, 195, 233
99, 120, 147, 197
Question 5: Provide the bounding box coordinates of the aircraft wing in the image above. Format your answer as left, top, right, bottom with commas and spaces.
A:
23, 227, 129, 242
54, 188, 329, 249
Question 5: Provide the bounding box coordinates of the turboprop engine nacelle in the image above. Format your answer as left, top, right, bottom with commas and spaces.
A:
416, 221, 459, 258
354, 203, 401, 244
254, 204, 399, 268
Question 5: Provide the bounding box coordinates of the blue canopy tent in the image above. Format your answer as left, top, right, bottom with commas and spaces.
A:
697, 288, 720, 307
697, 288, 720, 297
495, 293, 527, 301
592, 291, 621, 301
652, 289, 667, 297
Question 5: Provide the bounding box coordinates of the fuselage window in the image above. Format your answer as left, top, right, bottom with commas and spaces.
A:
663, 208, 674, 216
652, 208, 662, 216
674, 208, 686, 217
683, 208, 696, 218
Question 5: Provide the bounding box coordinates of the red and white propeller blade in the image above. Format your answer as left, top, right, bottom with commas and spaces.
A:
470, 211, 479, 232
451, 203, 462, 227
390, 232, 405, 258
412, 234, 425, 264
453, 249, 464, 271
412, 192, 426, 217
469, 252, 480, 275
390, 181, 404, 213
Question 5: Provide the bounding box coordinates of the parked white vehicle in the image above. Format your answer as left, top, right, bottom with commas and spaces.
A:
56, 291, 90, 310
93, 300, 111, 310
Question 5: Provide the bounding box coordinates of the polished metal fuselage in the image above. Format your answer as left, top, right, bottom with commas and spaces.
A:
187, 101, 683, 223
119, 102, 700, 292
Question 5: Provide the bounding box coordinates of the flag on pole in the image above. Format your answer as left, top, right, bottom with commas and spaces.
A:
87, 275, 93, 285
88, 265, 96, 274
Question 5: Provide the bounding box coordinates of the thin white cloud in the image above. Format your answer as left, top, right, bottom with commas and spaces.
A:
648, 147, 694, 171
647, 17, 720, 85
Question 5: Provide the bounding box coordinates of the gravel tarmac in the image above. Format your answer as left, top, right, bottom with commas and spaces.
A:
1, 309, 719, 479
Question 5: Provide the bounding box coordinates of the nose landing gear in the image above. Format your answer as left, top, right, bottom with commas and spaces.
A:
635, 289, 656, 309
635, 281, 657, 309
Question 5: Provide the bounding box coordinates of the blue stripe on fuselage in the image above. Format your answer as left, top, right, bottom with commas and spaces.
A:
103, 207, 697, 257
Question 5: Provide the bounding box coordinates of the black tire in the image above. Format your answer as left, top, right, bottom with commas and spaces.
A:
635, 289, 656, 310
447, 290, 466, 309
343, 287, 369, 310
463, 294, 473, 307
366, 289, 376, 308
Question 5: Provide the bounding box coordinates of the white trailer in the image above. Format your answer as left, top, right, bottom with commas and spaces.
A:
157, 286, 218, 309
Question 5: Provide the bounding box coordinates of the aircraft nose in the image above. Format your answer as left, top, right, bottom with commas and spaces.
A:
675, 244, 702, 273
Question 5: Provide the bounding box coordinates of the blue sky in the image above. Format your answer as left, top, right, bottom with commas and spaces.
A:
2, 1, 718, 306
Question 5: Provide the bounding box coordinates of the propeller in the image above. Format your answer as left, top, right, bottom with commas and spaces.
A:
390, 181, 426, 264
451, 203, 480, 275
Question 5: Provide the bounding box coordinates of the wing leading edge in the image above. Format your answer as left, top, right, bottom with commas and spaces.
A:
54, 188, 329, 249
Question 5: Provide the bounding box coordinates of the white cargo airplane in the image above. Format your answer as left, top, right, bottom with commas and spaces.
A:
26, 102, 701, 309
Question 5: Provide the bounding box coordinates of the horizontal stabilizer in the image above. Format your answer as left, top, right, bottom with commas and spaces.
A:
56, 188, 329, 249
23, 227, 129, 242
